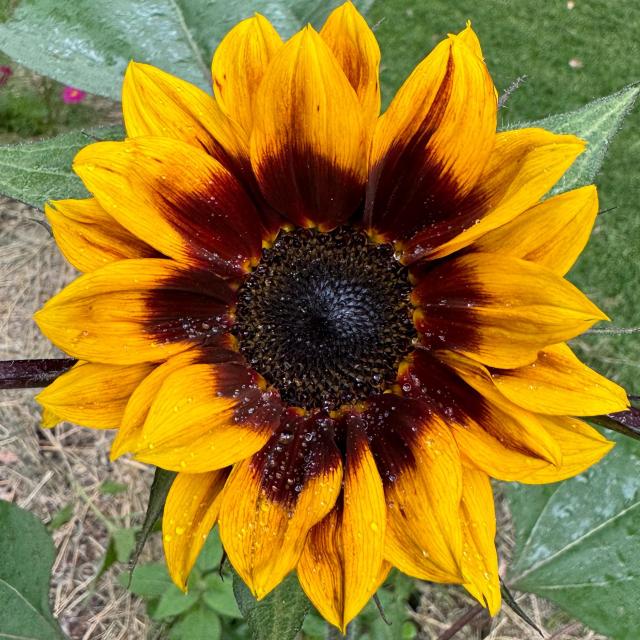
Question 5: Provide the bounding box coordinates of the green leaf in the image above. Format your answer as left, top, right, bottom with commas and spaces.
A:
98, 527, 138, 578
0, 0, 373, 101
47, 503, 74, 531
0, 501, 66, 639
507, 432, 640, 639
152, 585, 199, 620
523, 83, 640, 194
128, 467, 177, 575
100, 479, 128, 495
0, 125, 123, 210
233, 572, 310, 640
202, 574, 242, 619
194, 527, 223, 574
119, 563, 173, 599
169, 604, 222, 640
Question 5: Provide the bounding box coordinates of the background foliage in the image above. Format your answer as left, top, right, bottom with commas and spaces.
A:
0, 1, 639, 639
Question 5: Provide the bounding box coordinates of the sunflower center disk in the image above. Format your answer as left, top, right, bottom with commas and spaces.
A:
234, 227, 416, 410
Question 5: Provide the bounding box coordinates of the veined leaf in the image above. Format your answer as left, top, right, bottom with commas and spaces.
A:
507, 432, 640, 640
233, 572, 310, 640
0, 0, 373, 100
0, 501, 67, 639
0, 125, 123, 210
531, 83, 639, 194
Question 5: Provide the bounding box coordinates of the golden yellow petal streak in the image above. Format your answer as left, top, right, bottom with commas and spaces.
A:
437, 351, 614, 482
399, 349, 562, 467
468, 186, 599, 275
407, 129, 585, 261
298, 421, 387, 631
212, 14, 282, 133
34, 259, 233, 365
413, 253, 608, 369
457, 415, 614, 485
459, 466, 500, 615
219, 420, 343, 599
74, 137, 264, 277
320, 1, 381, 133
250, 26, 367, 229
122, 61, 249, 170
163, 470, 228, 590
35, 361, 153, 429
491, 343, 629, 416
132, 363, 280, 473
111, 339, 239, 460
46, 198, 157, 273
365, 24, 496, 238
372, 404, 464, 582
531, 416, 614, 482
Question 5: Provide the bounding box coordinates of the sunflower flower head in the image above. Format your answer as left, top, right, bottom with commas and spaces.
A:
35, 2, 629, 631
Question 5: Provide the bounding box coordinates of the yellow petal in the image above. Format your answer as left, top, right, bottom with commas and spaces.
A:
163, 470, 228, 590
528, 416, 614, 482
219, 413, 343, 599
74, 137, 264, 277
438, 353, 614, 483
403, 349, 564, 477
320, 2, 380, 132
132, 363, 280, 473
460, 467, 500, 615
250, 26, 366, 229
36, 361, 153, 429
298, 507, 391, 633
491, 343, 629, 416
111, 338, 239, 460
458, 416, 613, 485
123, 61, 249, 172
413, 253, 608, 368
46, 198, 157, 272
298, 418, 387, 631
365, 24, 496, 241
469, 186, 599, 275
363, 397, 464, 582
407, 129, 585, 261
34, 259, 233, 365
212, 14, 282, 133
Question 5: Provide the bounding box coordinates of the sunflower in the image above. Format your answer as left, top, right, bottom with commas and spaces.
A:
34, 2, 628, 631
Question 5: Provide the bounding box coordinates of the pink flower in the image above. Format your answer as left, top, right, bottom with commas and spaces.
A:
0, 66, 12, 87
62, 86, 87, 104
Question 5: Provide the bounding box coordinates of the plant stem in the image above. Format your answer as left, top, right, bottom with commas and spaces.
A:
437, 604, 484, 640
0, 358, 76, 389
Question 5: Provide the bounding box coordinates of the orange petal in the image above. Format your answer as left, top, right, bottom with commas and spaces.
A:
320, 2, 380, 132
122, 61, 249, 173
413, 253, 608, 368
219, 411, 343, 599
35, 361, 153, 429
250, 26, 367, 229
362, 396, 464, 582
45, 198, 157, 272
74, 137, 265, 277
34, 259, 233, 365
131, 363, 281, 473
364, 24, 496, 242
490, 343, 628, 416
111, 338, 239, 460
212, 14, 282, 133
163, 469, 228, 590
298, 417, 387, 631
404, 128, 585, 262
468, 185, 599, 275
460, 466, 500, 615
